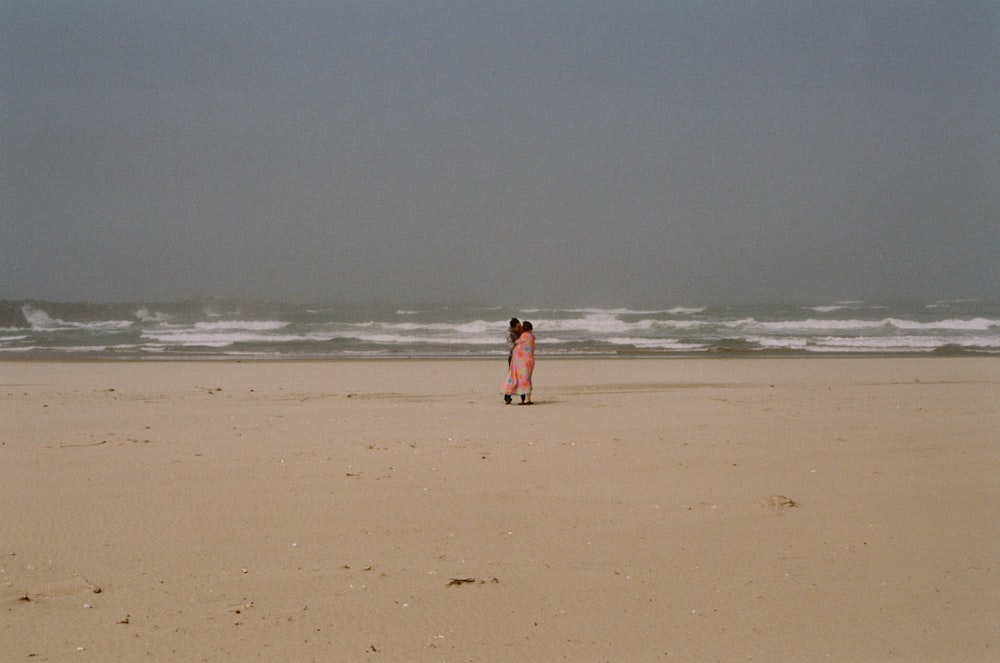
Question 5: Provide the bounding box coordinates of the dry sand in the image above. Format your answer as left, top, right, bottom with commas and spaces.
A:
1, 358, 998, 662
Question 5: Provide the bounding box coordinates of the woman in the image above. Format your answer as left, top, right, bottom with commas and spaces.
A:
503, 320, 534, 405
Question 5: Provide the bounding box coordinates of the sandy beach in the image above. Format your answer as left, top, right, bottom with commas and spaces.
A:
2, 357, 997, 662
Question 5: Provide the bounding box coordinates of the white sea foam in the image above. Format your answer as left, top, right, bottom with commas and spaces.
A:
652, 319, 707, 330
374, 320, 493, 335
8, 300, 999, 358
753, 336, 810, 349
885, 317, 999, 331
732, 317, 1000, 332
142, 330, 306, 346
927, 299, 977, 308
809, 336, 946, 352
192, 320, 290, 331
85, 320, 135, 331
605, 336, 705, 350
532, 314, 654, 334
21, 306, 62, 329
351, 332, 498, 345
46, 344, 140, 354
556, 306, 705, 316
135, 307, 172, 322
759, 334, 999, 353
759, 318, 886, 331
21, 306, 133, 331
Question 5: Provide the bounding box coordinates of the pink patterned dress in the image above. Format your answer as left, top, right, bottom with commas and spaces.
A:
503, 331, 535, 396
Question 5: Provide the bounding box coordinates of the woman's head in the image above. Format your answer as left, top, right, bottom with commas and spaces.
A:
521, 321, 533, 332
509, 317, 520, 328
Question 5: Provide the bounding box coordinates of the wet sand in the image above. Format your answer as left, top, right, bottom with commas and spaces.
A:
2, 358, 998, 661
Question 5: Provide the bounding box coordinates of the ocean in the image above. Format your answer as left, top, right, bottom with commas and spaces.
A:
1, 299, 998, 360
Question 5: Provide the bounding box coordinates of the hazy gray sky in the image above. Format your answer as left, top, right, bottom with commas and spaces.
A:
2, 1, 998, 306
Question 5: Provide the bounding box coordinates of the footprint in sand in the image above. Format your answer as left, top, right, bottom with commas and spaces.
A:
1, 573, 101, 603
756, 495, 798, 509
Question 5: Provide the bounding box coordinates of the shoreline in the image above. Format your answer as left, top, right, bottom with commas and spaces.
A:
3, 357, 997, 660
3, 350, 999, 363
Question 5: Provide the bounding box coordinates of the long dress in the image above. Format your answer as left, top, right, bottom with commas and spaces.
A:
503, 331, 535, 396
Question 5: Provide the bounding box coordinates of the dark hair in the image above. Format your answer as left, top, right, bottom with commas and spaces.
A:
521, 320, 532, 331
509, 318, 520, 327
